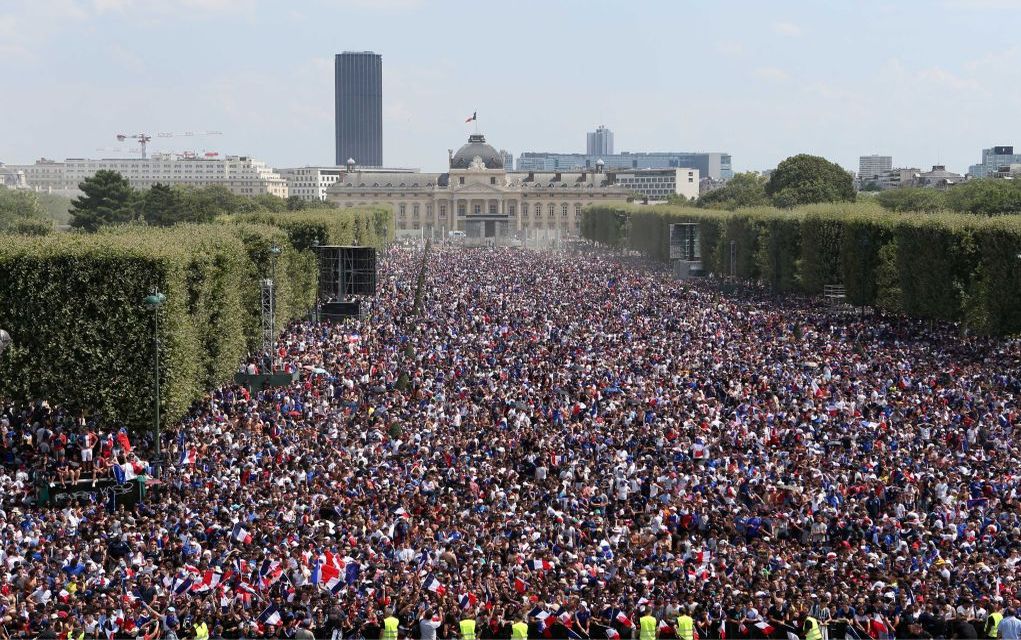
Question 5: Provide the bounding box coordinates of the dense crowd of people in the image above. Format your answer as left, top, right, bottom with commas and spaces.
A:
1, 245, 1021, 640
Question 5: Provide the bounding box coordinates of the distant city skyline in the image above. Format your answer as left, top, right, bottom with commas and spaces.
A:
1, 0, 1020, 174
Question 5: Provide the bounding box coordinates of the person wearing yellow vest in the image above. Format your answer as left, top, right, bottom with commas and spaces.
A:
382, 609, 401, 640
803, 615, 822, 640
459, 610, 478, 640
986, 607, 1003, 639
676, 606, 695, 640
639, 607, 660, 640
194, 620, 209, 640
511, 613, 530, 640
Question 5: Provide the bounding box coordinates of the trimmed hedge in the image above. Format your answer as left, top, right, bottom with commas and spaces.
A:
0, 207, 393, 431
580, 203, 1021, 334
228, 207, 393, 250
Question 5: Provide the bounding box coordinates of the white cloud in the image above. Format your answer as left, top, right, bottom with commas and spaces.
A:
772, 21, 802, 37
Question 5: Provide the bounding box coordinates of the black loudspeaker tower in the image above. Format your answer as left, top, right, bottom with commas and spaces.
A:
316, 246, 377, 300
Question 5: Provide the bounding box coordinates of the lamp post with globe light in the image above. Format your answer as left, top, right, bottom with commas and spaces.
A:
143, 289, 166, 477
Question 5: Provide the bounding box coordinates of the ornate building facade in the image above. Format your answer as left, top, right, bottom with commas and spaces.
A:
325, 133, 630, 239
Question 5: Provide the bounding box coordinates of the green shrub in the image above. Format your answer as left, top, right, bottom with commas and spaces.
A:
0, 207, 392, 432
580, 202, 1021, 334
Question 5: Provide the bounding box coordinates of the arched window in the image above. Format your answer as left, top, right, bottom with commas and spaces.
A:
548, 203, 555, 217
561, 203, 568, 217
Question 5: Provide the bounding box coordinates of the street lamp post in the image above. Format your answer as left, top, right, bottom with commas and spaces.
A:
143, 289, 166, 478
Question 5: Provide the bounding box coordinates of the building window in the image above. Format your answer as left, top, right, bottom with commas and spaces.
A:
440, 204, 447, 217
399, 204, 406, 216
489, 203, 497, 214
413, 204, 420, 217
490, 177, 496, 184
426, 204, 433, 216
458, 203, 466, 215
561, 203, 568, 217
575, 203, 582, 217
473, 204, 481, 214
548, 203, 555, 217
535, 204, 542, 217
509, 202, 516, 216
459, 177, 465, 185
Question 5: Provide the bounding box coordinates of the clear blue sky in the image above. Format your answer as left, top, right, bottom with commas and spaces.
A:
1, 0, 1019, 174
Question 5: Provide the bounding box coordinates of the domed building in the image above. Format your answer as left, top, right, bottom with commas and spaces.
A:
449, 134, 504, 170
326, 131, 631, 246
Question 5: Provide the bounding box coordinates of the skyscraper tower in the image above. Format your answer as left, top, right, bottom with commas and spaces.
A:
586, 125, 614, 156
335, 51, 382, 167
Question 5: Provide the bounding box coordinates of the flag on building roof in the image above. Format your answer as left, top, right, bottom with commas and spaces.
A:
465, 111, 477, 123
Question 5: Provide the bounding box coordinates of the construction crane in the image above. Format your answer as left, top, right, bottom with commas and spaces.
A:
115, 130, 222, 159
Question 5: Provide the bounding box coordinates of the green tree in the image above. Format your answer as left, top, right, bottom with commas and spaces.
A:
0, 187, 52, 234
944, 179, 1021, 216
876, 187, 947, 213
68, 170, 137, 232
696, 172, 769, 210
138, 183, 187, 226
861, 181, 882, 192
251, 194, 288, 212
766, 154, 855, 208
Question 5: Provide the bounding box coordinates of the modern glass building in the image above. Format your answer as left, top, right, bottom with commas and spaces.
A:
335, 51, 383, 167
968, 146, 1021, 178
516, 151, 733, 180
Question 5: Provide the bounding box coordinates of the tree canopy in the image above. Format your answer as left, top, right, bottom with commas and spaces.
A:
69, 170, 137, 232
696, 172, 769, 210
0, 187, 53, 235
876, 187, 947, 213
766, 154, 856, 208
64, 172, 335, 232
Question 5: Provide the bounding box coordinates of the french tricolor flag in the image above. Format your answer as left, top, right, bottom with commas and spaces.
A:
512, 576, 527, 593
192, 568, 222, 593
422, 574, 446, 595
696, 549, 712, 564
231, 523, 253, 545
459, 592, 479, 610
528, 558, 552, 571
614, 610, 633, 628
258, 605, 282, 627
179, 448, 197, 465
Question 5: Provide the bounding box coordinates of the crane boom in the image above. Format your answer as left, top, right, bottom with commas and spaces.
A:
114, 130, 222, 158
